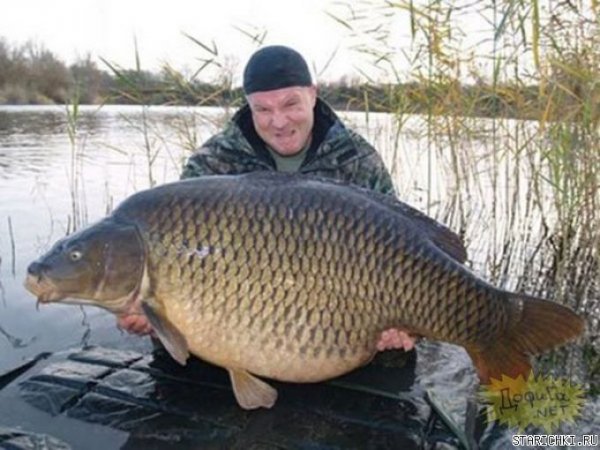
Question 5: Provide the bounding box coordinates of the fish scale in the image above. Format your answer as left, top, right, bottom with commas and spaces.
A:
25, 172, 584, 409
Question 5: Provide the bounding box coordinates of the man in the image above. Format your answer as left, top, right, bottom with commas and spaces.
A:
181, 45, 394, 192
118, 45, 415, 352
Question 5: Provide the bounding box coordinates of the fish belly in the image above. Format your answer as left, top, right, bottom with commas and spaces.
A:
162, 290, 376, 382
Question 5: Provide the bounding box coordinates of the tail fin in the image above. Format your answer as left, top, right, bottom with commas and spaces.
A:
466, 294, 585, 383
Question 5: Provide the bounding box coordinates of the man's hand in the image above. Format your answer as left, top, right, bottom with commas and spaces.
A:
376, 328, 416, 352
116, 298, 153, 336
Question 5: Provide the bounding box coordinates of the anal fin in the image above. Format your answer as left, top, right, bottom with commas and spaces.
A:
228, 368, 278, 409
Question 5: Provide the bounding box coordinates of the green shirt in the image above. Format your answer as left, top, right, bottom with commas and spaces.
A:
266, 142, 310, 172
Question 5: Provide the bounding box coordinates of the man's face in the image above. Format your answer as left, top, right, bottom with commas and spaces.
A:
247, 86, 317, 156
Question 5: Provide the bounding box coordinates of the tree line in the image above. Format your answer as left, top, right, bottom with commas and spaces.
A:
0, 39, 108, 104
1, 38, 596, 123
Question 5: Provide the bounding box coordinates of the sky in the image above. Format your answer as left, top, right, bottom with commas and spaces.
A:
0, 0, 387, 85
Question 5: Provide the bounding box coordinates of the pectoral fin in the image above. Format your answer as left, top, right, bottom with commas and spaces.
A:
228, 369, 278, 409
141, 301, 189, 365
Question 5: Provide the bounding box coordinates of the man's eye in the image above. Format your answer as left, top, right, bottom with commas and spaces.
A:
69, 250, 83, 261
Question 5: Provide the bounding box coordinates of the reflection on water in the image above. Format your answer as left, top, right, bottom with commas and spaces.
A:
0, 105, 598, 444
0, 323, 35, 349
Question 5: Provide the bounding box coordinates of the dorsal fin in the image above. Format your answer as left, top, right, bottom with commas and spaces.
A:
373, 194, 467, 263
282, 173, 468, 263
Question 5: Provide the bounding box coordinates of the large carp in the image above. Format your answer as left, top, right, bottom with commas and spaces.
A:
25, 172, 584, 409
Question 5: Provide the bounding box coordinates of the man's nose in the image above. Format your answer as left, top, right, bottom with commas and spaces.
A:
271, 110, 287, 128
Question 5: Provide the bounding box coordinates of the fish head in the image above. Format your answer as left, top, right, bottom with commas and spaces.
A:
24, 218, 145, 313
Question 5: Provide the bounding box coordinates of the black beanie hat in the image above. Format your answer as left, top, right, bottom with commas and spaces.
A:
243, 45, 312, 95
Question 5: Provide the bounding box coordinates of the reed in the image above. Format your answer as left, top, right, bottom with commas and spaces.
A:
100, 34, 254, 188
329, 0, 599, 389
7, 216, 16, 277
65, 91, 89, 232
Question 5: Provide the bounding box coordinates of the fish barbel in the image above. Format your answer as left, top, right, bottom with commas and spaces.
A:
24, 172, 584, 409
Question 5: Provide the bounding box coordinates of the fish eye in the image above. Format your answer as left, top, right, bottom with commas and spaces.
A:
69, 250, 83, 261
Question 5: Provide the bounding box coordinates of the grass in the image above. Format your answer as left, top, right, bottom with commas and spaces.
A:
327, 0, 599, 391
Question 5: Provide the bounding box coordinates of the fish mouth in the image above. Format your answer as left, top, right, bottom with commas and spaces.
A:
24, 273, 67, 308
24, 271, 143, 314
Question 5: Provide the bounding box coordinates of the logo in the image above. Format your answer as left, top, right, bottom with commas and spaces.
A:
479, 372, 585, 432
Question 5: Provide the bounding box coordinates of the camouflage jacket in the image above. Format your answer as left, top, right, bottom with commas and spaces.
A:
181, 98, 395, 195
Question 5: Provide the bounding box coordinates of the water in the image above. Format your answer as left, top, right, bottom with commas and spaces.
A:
0, 105, 224, 372
0, 105, 598, 447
